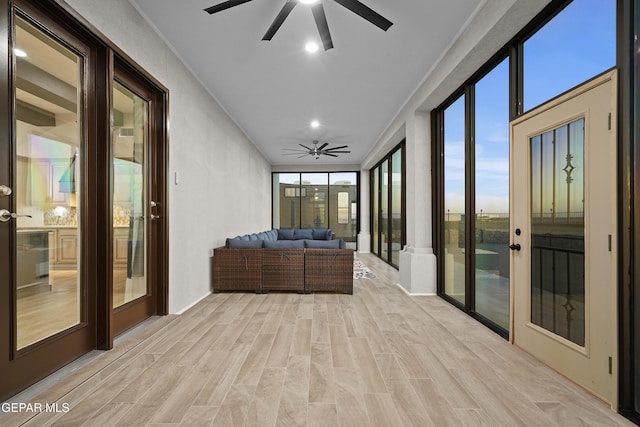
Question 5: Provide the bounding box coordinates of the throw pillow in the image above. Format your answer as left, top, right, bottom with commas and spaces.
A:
312, 228, 331, 240
277, 229, 295, 240
293, 229, 313, 240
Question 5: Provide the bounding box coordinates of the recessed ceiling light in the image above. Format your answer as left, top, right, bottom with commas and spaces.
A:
14, 48, 27, 58
299, 0, 319, 4
305, 42, 319, 53
310, 120, 320, 128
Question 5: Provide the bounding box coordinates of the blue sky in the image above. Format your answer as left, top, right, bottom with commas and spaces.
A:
444, 0, 616, 215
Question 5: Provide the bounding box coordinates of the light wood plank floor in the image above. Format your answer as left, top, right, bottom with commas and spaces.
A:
1, 253, 635, 426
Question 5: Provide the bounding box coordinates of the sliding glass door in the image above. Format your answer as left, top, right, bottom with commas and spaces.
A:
370, 142, 405, 268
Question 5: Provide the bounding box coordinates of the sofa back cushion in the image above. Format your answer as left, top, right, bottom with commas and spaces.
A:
264, 239, 304, 248
228, 239, 263, 249
312, 228, 332, 240
293, 229, 313, 240
227, 239, 262, 249
304, 239, 341, 249
277, 229, 295, 240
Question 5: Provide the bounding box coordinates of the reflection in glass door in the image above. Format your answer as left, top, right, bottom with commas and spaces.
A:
443, 96, 466, 305
112, 81, 149, 308
530, 119, 585, 345
14, 15, 83, 350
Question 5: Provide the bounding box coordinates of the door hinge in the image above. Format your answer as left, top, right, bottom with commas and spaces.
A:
609, 356, 612, 374
608, 112, 612, 130
608, 234, 612, 252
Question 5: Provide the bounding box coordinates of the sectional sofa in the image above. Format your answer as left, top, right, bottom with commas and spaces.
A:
211, 228, 353, 294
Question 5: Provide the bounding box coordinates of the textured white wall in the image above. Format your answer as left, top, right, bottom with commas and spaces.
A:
60, 0, 272, 313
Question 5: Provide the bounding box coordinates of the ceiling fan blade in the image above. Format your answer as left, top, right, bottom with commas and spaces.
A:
325, 145, 348, 151
333, 0, 392, 31
262, 1, 297, 41
298, 153, 311, 158
323, 153, 339, 157
299, 143, 313, 151
317, 142, 329, 150
323, 150, 350, 153
311, 3, 334, 51
204, 0, 253, 14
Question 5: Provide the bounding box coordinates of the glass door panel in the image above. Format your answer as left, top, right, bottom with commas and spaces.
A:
530, 119, 585, 345
474, 59, 510, 329
390, 149, 402, 266
14, 15, 83, 349
372, 168, 379, 254
380, 160, 389, 261
301, 173, 328, 228
275, 173, 302, 228
112, 81, 149, 308
443, 96, 466, 304
329, 172, 357, 249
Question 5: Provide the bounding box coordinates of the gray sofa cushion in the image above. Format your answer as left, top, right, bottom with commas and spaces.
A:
277, 229, 295, 240
312, 228, 331, 240
293, 229, 313, 240
264, 239, 304, 248
304, 239, 341, 249
228, 239, 263, 248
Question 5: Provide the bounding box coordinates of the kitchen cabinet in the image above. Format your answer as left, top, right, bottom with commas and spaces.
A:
114, 227, 129, 266
16, 230, 49, 288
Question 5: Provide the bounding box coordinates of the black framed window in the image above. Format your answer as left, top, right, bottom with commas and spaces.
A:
370, 141, 405, 269
272, 172, 359, 248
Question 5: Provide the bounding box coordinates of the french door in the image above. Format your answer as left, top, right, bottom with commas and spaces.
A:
0, 1, 168, 399
510, 70, 617, 406
0, 2, 97, 399
109, 59, 166, 337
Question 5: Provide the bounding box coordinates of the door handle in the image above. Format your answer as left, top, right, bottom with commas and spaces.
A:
509, 243, 521, 251
0, 185, 12, 196
150, 201, 159, 220
0, 209, 33, 222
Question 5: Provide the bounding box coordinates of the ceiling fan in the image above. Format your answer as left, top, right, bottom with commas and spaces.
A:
204, 0, 393, 51
283, 140, 351, 159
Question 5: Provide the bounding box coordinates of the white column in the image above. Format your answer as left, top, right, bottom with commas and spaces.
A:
399, 110, 437, 294
357, 169, 371, 253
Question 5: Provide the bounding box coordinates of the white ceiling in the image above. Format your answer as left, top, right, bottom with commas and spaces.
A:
130, 0, 483, 165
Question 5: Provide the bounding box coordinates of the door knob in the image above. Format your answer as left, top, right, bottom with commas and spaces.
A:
0, 209, 33, 222
0, 185, 12, 196
509, 243, 521, 251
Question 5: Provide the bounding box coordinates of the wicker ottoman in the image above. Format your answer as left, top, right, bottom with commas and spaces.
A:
212, 248, 263, 292
304, 249, 354, 294
262, 248, 305, 292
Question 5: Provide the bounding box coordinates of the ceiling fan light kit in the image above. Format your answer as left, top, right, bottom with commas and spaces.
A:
204, 0, 393, 51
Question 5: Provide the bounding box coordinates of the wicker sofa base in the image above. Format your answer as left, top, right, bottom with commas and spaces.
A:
212, 247, 353, 294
